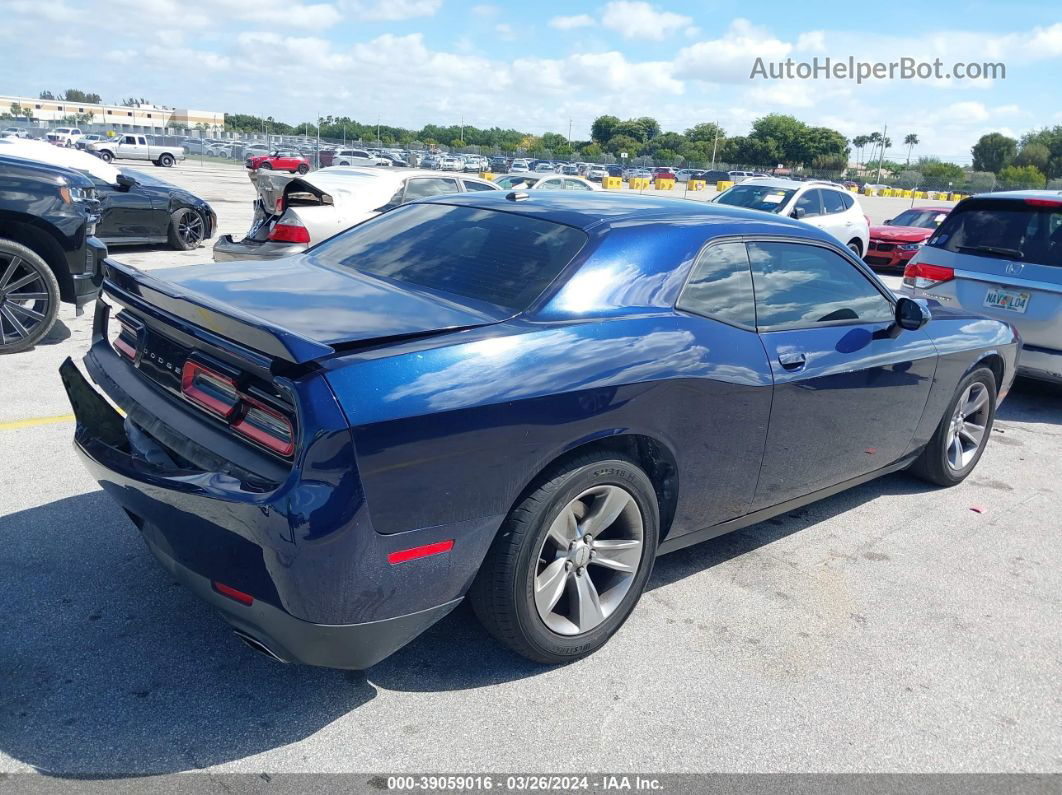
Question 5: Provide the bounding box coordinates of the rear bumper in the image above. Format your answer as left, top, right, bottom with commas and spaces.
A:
1017, 345, 1062, 384
212, 234, 305, 262
142, 529, 461, 669
59, 340, 499, 667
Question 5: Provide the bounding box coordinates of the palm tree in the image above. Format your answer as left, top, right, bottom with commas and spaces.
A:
904, 133, 919, 167
852, 135, 869, 169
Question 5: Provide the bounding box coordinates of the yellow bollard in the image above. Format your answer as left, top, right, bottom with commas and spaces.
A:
716, 180, 734, 192
863, 186, 874, 196
849, 186, 859, 193
949, 192, 962, 201
631, 177, 650, 190
914, 190, 926, 199
655, 178, 676, 191
687, 179, 706, 191
603, 176, 622, 190
479, 171, 494, 181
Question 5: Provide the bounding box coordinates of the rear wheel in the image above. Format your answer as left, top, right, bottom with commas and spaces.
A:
296, 164, 309, 175
910, 367, 997, 486
469, 454, 659, 664
168, 208, 205, 250
0, 239, 60, 354
159, 153, 174, 167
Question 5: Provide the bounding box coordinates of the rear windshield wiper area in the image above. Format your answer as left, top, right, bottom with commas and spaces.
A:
956, 245, 1024, 260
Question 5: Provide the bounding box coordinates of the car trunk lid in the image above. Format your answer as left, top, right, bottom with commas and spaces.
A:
103, 257, 508, 365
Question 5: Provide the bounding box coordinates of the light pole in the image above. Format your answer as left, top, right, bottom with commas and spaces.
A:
710, 126, 719, 170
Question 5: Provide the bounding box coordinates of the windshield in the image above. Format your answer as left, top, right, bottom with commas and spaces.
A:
715, 185, 796, 213
309, 203, 587, 311
927, 198, 1062, 266
891, 209, 948, 228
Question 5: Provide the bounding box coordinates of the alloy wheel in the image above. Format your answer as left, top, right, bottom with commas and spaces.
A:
533, 484, 644, 636
0, 253, 51, 349
177, 211, 205, 246
946, 382, 990, 471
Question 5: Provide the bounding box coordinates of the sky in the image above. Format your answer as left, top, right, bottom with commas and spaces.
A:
3, 0, 1061, 162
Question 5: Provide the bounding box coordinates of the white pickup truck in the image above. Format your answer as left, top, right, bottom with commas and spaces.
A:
88, 134, 185, 167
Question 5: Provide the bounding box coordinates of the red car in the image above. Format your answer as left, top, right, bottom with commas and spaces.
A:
245, 149, 310, 174
651, 167, 676, 182
864, 206, 950, 271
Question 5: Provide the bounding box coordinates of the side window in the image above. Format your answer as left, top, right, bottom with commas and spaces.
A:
676, 242, 756, 329
564, 179, 592, 191
839, 191, 855, 210
794, 190, 822, 218
538, 178, 562, 189
461, 179, 496, 192
747, 241, 894, 329
137, 137, 147, 145
403, 177, 460, 201
353, 150, 370, 158
821, 190, 847, 214
124, 135, 136, 144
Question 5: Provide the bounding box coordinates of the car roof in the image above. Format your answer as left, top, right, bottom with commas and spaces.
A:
421, 190, 827, 235
965, 190, 1062, 202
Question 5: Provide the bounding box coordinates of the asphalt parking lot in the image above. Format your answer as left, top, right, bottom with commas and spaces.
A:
0, 162, 1059, 776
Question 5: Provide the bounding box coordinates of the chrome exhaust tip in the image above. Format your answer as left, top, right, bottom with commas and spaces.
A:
232, 630, 288, 664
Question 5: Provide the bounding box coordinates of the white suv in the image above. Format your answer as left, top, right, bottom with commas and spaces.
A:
714, 178, 870, 256
333, 148, 389, 167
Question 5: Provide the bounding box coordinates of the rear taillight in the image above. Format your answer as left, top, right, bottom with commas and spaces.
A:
180, 359, 296, 457
903, 263, 955, 290
232, 396, 295, 457
267, 216, 310, 244
181, 360, 239, 419
111, 314, 141, 361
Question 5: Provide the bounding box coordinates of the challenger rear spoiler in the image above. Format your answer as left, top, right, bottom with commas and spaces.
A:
102, 259, 335, 364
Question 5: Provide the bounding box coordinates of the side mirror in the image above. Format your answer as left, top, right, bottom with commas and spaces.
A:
116, 174, 136, 191
791, 207, 806, 220
883, 218, 892, 225
895, 296, 931, 331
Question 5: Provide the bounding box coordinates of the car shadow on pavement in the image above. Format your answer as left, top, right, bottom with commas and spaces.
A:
997, 377, 1062, 425
0, 491, 373, 776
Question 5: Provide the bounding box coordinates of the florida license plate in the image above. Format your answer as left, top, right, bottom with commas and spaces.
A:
984, 287, 1030, 313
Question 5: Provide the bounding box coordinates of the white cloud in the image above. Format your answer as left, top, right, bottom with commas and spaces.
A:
341, 0, 443, 21
675, 19, 792, 83
601, 1, 692, 41
550, 14, 594, 31
495, 23, 516, 40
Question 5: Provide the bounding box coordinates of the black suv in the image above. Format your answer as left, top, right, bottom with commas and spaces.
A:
0, 154, 107, 353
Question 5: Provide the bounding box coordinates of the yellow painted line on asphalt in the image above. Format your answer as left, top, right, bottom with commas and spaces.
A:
0, 413, 75, 431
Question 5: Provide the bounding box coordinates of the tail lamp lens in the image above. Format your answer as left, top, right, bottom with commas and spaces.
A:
180, 360, 296, 457
181, 361, 239, 419
903, 263, 954, 289
267, 220, 310, 244
232, 397, 295, 457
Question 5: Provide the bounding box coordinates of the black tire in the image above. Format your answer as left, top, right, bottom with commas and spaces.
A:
98, 150, 113, 163
848, 239, 863, 257
910, 367, 997, 486
469, 453, 659, 664
159, 153, 174, 168
0, 239, 60, 354
296, 163, 309, 175
167, 208, 206, 251
259, 161, 272, 170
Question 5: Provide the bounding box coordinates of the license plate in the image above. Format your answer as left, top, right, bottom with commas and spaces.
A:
984, 287, 1030, 313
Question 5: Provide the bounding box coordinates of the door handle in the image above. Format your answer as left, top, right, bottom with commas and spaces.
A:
778, 352, 807, 370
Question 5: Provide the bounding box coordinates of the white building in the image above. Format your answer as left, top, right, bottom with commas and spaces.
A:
1, 95, 224, 132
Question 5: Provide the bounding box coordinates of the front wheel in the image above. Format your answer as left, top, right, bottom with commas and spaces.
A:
296, 164, 309, 175
910, 367, 997, 486
0, 239, 60, 354
258, 161, 272, 170
158, 153, 174, 167
168, 208, 205, 250
469, 454, 659, 664
847, 239, 863, 257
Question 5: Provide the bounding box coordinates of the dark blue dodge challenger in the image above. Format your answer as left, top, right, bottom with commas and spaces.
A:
62, 192, 1020, 667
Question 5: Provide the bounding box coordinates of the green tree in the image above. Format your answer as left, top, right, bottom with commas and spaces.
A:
1014, 142, 1050, 173
904, 133, 919, 166
581, 142, 604, 160
63, 89, 102, 104
590, 115, 621, 144
39, 90, 55, 100
1020, 126, 1062, 179
998, 164, 1046, 189
607, 134, 641, 157
10, 102, 33, 120
852, 135, 870, 167
917, 157, 965, 186
684, 122, 725, 144
971, 132, 1017, 173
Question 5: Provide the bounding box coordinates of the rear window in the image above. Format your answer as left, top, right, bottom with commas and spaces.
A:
310, 203, 588, 311
715, 185, 796, 213
928, 198, 1062, 266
